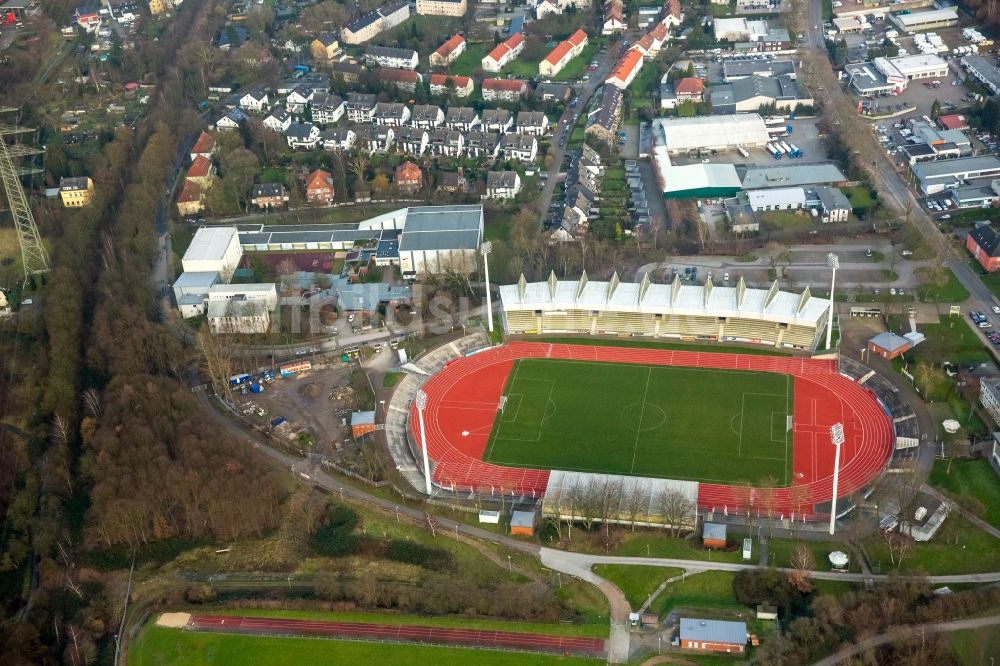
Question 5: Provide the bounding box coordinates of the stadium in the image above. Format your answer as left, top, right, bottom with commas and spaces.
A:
385, 274, 904, 527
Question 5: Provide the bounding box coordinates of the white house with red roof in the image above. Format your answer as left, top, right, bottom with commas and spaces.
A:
539, 29, 588, 78
481, 32, 525, 72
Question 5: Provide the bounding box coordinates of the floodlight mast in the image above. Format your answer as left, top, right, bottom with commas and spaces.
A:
481, 241, 493, 333
415, 390, 432, 496
829, 423, 845, 535
826, 253, 839, 350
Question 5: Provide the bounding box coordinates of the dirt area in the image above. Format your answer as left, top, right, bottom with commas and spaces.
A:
155, 613, 191, 628
234, 363, 359, 455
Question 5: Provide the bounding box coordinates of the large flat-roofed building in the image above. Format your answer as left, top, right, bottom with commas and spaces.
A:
962, 54, 1000, 96
747, 187, 806, 211
877, 54, 948, 81
890, 6, 958, 32
845, 61, 899, 96
499, 273, 831, 350
709, 74, 812, 114
182, 226, 243, 281
741, 163, 847, 190
722, 58, 795, 81
653, 114, 771, 153
912, 156, 1000, 195
206, 284, 278, 334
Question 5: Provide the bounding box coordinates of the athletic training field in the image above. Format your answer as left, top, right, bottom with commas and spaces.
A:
484, 359, 793, 485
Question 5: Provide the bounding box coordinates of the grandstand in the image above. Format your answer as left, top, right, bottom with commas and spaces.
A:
498, 272, 831, 351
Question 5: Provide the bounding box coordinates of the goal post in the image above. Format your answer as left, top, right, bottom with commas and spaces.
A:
498, 396, 507, 414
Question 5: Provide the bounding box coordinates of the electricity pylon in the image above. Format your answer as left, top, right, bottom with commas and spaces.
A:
0, 107, 49, 285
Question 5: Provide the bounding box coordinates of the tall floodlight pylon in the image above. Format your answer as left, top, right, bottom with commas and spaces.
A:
0, 107, 50, 285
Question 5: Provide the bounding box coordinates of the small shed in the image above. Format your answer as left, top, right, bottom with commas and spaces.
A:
867, 331, 912, 360
703, 522, 727, 549
478, 510, 501, 524
350, 410, 376, 438
756, 604, 778, 620
510, 510, 535, 536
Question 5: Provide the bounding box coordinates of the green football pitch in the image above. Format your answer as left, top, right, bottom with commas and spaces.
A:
484, 359, 794, 485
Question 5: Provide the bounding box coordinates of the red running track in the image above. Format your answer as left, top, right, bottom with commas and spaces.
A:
411, 342, 895, 517
186, 614, 606, 656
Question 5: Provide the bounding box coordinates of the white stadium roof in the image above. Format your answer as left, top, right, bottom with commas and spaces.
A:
653, 114, 771, 153
499, 272, 830, 326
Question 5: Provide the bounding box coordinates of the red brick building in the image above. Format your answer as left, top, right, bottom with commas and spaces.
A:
967, 225, 1000, 272
305, 169, 335, 205
394, 161, 423, 192
679, 618, 747, 654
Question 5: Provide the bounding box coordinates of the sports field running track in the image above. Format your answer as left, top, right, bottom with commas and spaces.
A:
185, 615, 605, 656
411, 342, 895, 517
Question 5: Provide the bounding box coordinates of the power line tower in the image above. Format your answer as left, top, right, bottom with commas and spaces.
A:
0, 107, 50, 285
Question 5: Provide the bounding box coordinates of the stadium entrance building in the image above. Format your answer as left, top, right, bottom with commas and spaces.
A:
498, 271, 831, 351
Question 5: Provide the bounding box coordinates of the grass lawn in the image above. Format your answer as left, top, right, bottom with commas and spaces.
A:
208, 609, 609, 638
763, 538, 859, 572
382, 372, 404, 388
901, 315, 991, 366
652, 571, 743, 615
448, 44, 488, 77
502, 58, 540, 79
863, 516, 1000, 575
948, 626, 1000, 665
916, 269, 970, 303
130, 626, 601, 666
615, 533, 744, 563
484, 359, 794, 485
930, 458, 1000, 529
843, 185, 876, 211
592, 565, 683, 608
759, 210, 816, 234
528, 336, 793, 357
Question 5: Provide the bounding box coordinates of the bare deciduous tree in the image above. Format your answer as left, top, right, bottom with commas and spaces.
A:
657, 489, 694, 537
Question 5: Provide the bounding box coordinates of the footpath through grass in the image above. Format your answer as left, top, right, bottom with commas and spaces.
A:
592, 565, 682, 608
131, 626, 601, 666
930, 458, 1000, 529
485, 358, 794, 485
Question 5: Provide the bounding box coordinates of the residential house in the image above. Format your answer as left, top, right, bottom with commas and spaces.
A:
539, 29, 588, 78
661, 76, 705, 109
346, 93, 377, 123
108, 0, 139, 21
484, 171, 521, 199
263, 107, 292, 132
482, 78, 528, 102
585, 85, 623, 144
482, 32, 525, 72
981, 377, 1000, 425
176, 180, 204, 217
217, 25, 250, 50
606, 48, 644, 89
648, 23, 669, 55
814, 186, 851, 223
429, 73, 474, 97
310, 93, 345, 125
445, 106, 480, 132
501, 133, 538, 162
251, 183, 289, 209
239, 87, 270, 113
464, 131, 502, 159
395, 126, 429, 155
190, 131, 216, 162
286, 84, 314, 114
482, 109, 514, 133
430, 34, 466, 67
186, 155, 215, 187
535, 0, 562, 19
967, 224, 1000, 272
321, 128, 357, 151
214, 107, 248, 130
664, 0, 683, 27
439, 170, 466, 193
373, 102, 411, 126
416, 0, 467, 16
342, 0, 411, 45
535, 82, 574, 102
429, 129, 464, 157
602, 0, 625, 35
411, 104, 445, 129
516, 111, 549, 136
395, 161, 423, 192
330, 61, 363, 82
380, 68, 422, 92
310, 33, 340, 61
58, 177, 94, 208
73, 6, 101, 32
286, 122, 321, 149
305, 169, 335, 205
365, 45, 419, 70
356, 124, 396, 153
